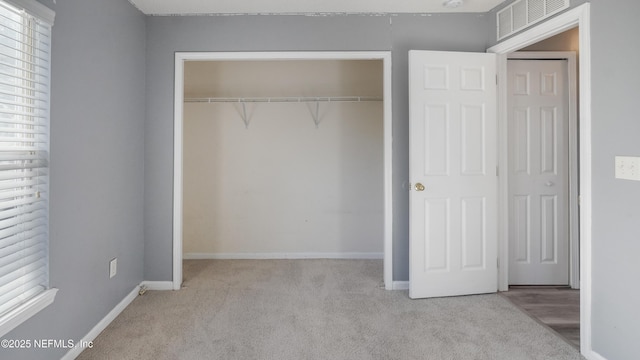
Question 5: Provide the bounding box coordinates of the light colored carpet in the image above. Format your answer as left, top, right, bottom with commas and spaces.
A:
78, 260, 584, 360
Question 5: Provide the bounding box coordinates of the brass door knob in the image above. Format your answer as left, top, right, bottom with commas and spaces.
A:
415, 183, 425, 191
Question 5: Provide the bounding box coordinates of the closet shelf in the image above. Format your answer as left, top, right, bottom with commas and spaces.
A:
184, 96, 382, 129
184, 96, 383, 103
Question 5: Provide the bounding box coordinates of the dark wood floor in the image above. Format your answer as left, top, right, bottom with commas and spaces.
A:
501, 286, 580, 349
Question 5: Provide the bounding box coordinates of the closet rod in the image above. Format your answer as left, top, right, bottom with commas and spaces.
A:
184, 96, 383, 103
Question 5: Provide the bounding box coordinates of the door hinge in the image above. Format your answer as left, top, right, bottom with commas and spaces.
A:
496, 166, 499, 176
497, 258, 500, 269
578, 195, 581, 206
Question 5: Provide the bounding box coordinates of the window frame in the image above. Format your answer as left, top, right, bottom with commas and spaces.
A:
0, 0, 55, 338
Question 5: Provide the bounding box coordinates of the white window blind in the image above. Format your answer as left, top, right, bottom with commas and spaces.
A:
0, 0, 51, 320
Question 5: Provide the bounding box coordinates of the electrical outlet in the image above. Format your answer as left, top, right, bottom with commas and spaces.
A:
109, 258, 117, 279
615, 156, 640, 181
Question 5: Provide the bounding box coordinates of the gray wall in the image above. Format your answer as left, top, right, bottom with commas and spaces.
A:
589, 2, 640, 359
489, 1, 640, 359
0, 0, 147, 359
143, 13, 490, 282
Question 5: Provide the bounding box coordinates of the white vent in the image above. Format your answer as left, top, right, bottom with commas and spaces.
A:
512, 1, 527, 30
546, 0, 567, 13
528, 0, 545, 23
497, 0, 570, 41
498, 9, 512, 39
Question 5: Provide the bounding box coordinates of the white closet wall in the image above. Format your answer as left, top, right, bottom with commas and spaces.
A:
183, 60, 384, 258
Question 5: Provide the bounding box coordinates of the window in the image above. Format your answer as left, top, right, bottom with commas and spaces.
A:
0, 0, 55, 337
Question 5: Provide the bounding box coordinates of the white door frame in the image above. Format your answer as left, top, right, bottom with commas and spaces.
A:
488, 3, 593, 358
173, 51, 394, 291
506, 51, 579, 289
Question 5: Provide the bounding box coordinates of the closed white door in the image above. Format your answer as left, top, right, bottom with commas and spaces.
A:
508, 59, 569, 285
409, 50, 497, 299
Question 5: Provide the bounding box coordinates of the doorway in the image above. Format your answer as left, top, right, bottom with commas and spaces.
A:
488, 3, 592, 357
173, 51, 394, 291
504, 38, 581, 352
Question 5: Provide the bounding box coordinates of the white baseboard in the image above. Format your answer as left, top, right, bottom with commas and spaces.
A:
585, 350, 607, 360
61, 285, 140, 360
392, 281, 409, 290
183, 252, 384, 260
140, 281, 174, 291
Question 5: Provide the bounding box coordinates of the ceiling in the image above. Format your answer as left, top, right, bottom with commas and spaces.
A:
129, 0, 507, 15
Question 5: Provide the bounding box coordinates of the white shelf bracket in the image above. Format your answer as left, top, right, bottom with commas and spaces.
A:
312, 100, 321, 128
234, 100, 251, 129
241, 101, 250, 129
307, 99, 324, 129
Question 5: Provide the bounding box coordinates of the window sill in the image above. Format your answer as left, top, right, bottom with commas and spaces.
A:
0, 289, 58, 338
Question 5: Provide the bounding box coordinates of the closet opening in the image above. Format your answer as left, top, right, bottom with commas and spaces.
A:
173, 52, 393, 290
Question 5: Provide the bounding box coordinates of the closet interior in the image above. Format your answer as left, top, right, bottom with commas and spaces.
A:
182, 59, 385, 258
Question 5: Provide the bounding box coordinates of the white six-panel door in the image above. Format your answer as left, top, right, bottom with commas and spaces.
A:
507, 59, 570, 285
409, 50, 498, 299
